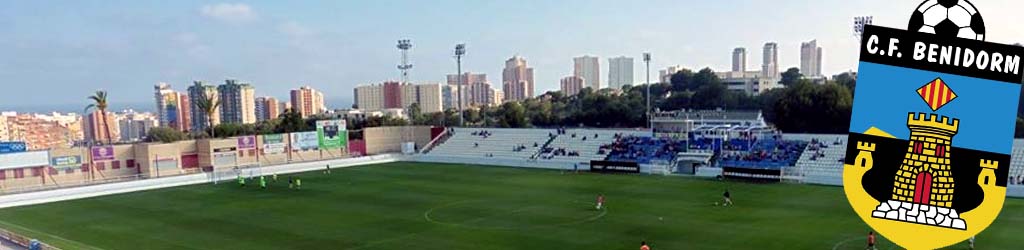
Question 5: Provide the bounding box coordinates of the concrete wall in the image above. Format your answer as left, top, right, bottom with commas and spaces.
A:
257, 135, 290, 166
0, 154, 399, 209
0, 126, 435, 193
364, 126, 434, 155
134, 142, 186, 177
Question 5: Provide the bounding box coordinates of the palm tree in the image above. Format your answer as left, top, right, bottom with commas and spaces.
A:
195, 92, 221, 138
86, 91, 113, 145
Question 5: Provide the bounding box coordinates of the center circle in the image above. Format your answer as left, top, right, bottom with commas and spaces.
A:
424, 199, 606, 230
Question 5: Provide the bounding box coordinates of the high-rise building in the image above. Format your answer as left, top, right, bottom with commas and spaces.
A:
446, 72, 500, 107
800, 40, 823, 77
608, 56, 634, 89
400, 83, 420, 110
383, 81, 403, 109
447, 72, 488, 108
502, 56, 535, 102
732, 48, 747, 72
447, 73, 487, 88
415, 83, 443, 113
154, 83, 190, 132
187, 81, 220, 132
354, 84, 384, 111
281, 101, 292, 114
467, 82, 500, 107
574, 55, 601, 90
178, 93, 191, 132
354, 82, 443, 112
83, 110, 120, 144
154, 83, 176, 128
762, 42, 779, 80
255, 97, 280, 121
441, 84, 467, 110
560, 76, 584, 96
290, 86, 325, 118
492, 90, 504, 106
116, 110, 157, 142
659, 65, 686, 84
218, 79, 256, 124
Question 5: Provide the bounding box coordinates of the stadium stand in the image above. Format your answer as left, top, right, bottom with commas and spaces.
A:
718, 139, 807, 169
538, 129, 646, 163
787, 134, 848, 184
600, 135, 687, 164
428, 128, 553, 160
1010, 139, 1024, 186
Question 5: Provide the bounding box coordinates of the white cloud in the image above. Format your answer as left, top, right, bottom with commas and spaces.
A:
200, 3, 257, 23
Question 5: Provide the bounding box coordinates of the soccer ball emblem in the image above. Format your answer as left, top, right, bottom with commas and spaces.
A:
908, 0, 985, 41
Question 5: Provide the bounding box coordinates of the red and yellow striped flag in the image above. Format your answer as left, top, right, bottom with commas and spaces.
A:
916, 78, 957, 111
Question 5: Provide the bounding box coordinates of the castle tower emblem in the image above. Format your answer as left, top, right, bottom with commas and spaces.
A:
870, 78, 967, 230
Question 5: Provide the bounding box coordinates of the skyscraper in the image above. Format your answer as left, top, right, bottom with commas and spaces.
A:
560, 76, 584, 96
290, 86, 325, 118
446, 72, 499, 107
218, 79, 256, 124
446, 73, 487, 88
178, 93, 191, 132
83, 110, 120, 144
800, 40, 823, 77
154, 83, 185, 131
187, 81, 219, 132
732, 48, 747, 72
573, 55, 601, 90
116, 111, 157, 142
255, 96, 280, 121
354, 84, 384, 111
608, 56, 634, 89
415, 83, 444, 113
659, 65, 686, 84
502, 56, 534, 102
354, 82, 443, 112
762, 42, 779, 80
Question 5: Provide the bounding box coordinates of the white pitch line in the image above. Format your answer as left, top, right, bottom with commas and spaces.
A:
0, 220, 105, 250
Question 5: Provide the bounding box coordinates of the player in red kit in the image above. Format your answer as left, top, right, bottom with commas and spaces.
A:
596, 194, 605, 210
867, 231, 877, 250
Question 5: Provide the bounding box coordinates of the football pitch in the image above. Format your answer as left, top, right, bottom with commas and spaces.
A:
0, 162, 1021, 250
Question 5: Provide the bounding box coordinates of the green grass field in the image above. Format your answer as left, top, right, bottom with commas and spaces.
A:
0, 162, 1021, 249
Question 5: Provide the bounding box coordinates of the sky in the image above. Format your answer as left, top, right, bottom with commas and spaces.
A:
1, 0, 1023, 112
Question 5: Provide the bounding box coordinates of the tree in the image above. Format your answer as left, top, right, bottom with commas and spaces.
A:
195, 92, 221, 138
691, 82, 729, 109
669, 69, 695, 91
254, 119, 280, 135
1017, 117, 1024, 138
780, 67, 802, 86
407, 103, 433, 125
833, 72, 857, 92
213, 123, 245, 138
692, 68, 721, 90
496, 102, 527, 128
772, 81, 852, 133
276, 108, 309, 133
85, 91, 113, 145
146, 127, 188, 143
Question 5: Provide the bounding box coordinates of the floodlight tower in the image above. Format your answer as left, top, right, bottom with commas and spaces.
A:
643, 52, 652, 135
454, 44, 466, 127
853, 16, 873, 41
397, 39, 413, 84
